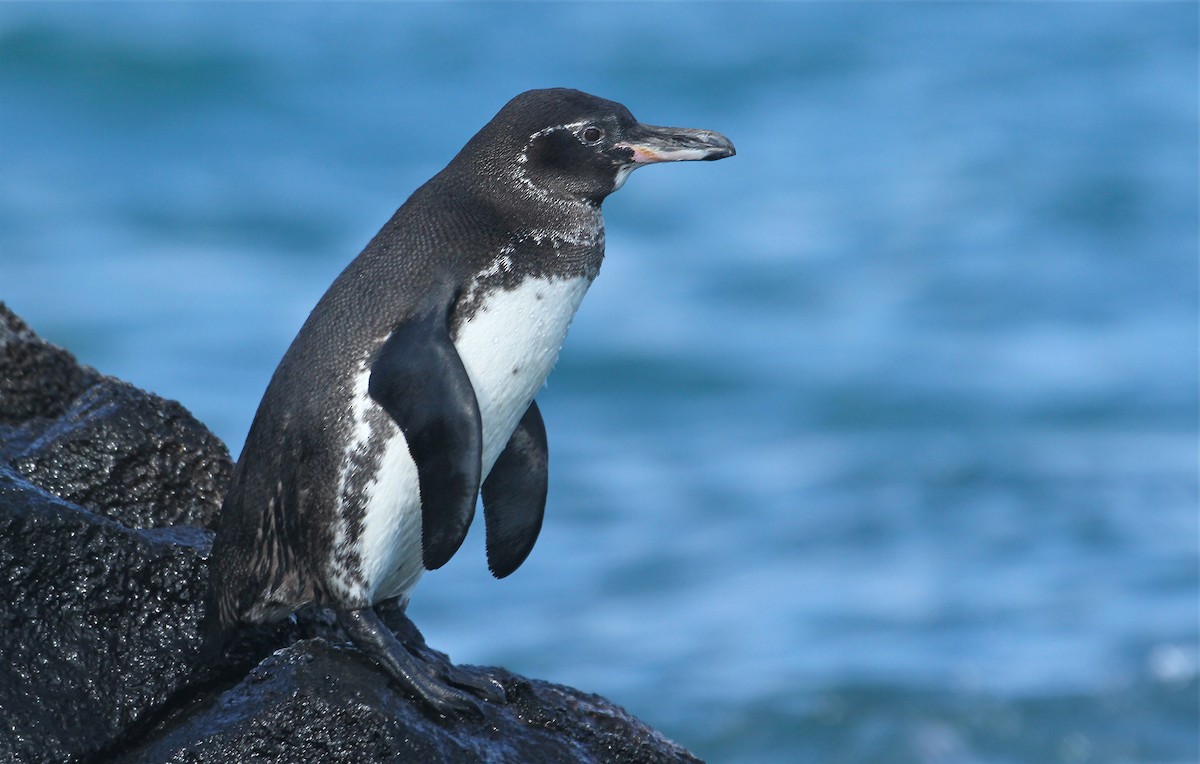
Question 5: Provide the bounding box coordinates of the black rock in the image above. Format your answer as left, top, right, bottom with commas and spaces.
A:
0, 305, 100, 426
0, 303, 702, 764
116, 640, 699, 764
0, 304, 230, 531
9, 378, 231, 531
0, 467, 212, 764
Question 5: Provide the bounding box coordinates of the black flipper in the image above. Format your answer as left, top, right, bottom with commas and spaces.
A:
481, 399, 548, 578
369, 306, 482, 570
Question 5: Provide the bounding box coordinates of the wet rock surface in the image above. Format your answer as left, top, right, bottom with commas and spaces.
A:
0, 303, 700, 764
116, 640, 699, 764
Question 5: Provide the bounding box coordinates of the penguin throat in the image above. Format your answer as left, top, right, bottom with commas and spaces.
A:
612, 163, 638, 192
509, 162, 597, 212
516, 204, 604, 250
502, 158, 605, 251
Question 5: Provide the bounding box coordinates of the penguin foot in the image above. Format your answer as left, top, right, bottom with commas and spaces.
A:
410, 639, 507, 704
339, 606, 504, 716
379, 601, 507, 704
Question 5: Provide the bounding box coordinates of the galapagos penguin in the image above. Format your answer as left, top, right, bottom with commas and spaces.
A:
203, 88, 735, 714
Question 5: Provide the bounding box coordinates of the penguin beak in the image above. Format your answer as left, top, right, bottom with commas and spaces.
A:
616, 124, 736, 164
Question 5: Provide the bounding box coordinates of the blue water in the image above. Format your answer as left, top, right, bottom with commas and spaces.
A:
2, 3, 1196, 762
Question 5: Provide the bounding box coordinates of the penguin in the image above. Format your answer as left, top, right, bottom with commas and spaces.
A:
202, 88, 735, 715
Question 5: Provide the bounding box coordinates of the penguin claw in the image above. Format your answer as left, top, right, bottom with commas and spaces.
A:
442, 665, 507, 705
378, 600, 508, 705
339, 606, 504, 716
430, 687, 486, 719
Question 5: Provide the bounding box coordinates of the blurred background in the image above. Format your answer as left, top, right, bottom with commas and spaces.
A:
1, 3, 1196, 762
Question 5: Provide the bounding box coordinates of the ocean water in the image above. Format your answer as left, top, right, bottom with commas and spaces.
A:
1, 3, 1196, 762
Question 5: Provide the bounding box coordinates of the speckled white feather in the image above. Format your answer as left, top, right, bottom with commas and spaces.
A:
328, 364, 382, 602
455, 275, 592, 474
359, 413, 424, 602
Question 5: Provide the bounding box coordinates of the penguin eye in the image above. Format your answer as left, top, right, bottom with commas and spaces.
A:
581, 126, 604, 144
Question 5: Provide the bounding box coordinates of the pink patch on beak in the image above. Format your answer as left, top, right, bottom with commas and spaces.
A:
630, 145, 664, 164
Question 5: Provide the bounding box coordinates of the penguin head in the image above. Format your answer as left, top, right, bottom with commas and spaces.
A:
473, 88, 735, 205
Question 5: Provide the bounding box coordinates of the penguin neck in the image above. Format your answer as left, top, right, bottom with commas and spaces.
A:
420, 151, 607, 279
491, 203, 604, 290
493, 169, 603, 248
510, 196, 604, 251
444, 143, 607, 248
476, 165, 606, 257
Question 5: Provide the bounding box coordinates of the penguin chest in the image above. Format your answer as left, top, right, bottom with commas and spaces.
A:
453, 275, 592, 472
334, 275, 591, 604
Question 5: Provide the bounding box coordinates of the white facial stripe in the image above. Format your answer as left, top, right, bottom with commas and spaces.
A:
512, 120, 604, 210
528, 120, 590, 142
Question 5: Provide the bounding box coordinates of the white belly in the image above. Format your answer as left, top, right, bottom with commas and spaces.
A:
332, 275, 591, 604
455, 275, 591, 474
